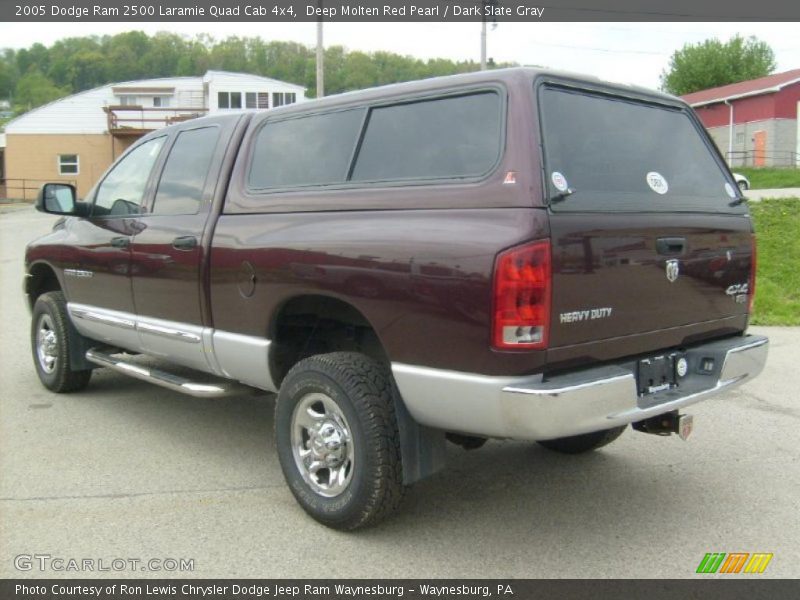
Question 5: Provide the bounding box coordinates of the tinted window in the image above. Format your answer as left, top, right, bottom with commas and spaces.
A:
539, 87, 743, 213
152, 127, 220, 216
94, 137, 165, 217
351, 92, 502, 182
249, 109, 364, 189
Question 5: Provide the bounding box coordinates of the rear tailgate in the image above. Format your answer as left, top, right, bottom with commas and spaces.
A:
549, 213, 751, 347
538, 84, 753, 353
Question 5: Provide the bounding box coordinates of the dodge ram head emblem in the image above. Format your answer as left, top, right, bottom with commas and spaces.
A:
665, 259, 680, 283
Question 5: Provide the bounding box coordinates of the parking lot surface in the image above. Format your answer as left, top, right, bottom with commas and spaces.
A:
1, 207, 798, 578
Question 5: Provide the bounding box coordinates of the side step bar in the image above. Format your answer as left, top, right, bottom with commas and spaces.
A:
85, 348, 256, 398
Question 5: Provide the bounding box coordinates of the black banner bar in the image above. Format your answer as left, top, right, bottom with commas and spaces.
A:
3, 579, 800, 600
2, 0, 800, 22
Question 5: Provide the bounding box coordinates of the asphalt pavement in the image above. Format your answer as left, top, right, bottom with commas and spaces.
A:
1, 207, 798, 579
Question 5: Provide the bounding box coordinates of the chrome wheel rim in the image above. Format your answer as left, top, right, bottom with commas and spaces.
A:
290, 392, 355, 498
36, 314, 59, 374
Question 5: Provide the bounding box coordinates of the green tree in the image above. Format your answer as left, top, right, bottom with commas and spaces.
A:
0, 58, 15, 99
1, 31, 516, 113
14, 70, 69, 111
661, 35, 776, 95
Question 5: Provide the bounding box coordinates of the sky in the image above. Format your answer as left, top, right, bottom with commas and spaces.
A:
0, 21, 799, 90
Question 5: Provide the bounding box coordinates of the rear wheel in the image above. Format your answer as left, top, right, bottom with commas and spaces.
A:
737, 180, 749, 192
537, 425, 626, 454
31, 291, 92, 393
275, 352, 405, 530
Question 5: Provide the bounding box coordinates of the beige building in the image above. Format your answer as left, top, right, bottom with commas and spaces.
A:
1, 71, 305, 199
4, 134, 134, 200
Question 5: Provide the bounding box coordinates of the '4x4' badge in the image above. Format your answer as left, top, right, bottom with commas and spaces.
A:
666, 259, 680, 283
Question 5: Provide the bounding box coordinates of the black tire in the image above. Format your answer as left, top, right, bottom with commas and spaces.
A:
31, 291, 92, 393
537, 425, 626, 454
274, 352, 405, 530
737, 180, 749, 192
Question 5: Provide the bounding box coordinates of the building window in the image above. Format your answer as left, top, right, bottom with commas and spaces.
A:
58, 154, 79, 176
118, 95, 137, 106
153, 96, 170, 108
272, 92, 297, 108
218, 92, 242, 110
246, 92, 271, 109
735, 132, 745, 145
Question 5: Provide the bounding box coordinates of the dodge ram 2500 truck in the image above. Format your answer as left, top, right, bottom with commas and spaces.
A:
25, 68, 768, 529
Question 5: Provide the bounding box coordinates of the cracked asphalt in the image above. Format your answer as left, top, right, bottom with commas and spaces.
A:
1, 207, 798, 578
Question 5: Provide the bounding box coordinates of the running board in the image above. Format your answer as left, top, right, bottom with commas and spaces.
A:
85, 348, 256, 398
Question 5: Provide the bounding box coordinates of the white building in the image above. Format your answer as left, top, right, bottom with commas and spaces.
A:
2, 70, 306, 198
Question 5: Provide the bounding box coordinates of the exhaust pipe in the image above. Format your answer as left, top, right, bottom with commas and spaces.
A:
632, 410, 693, 441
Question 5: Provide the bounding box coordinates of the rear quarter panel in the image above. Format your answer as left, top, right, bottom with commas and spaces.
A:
209, 208, 549, 375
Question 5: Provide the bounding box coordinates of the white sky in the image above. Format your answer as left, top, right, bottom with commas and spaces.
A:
1, 22, 799, 90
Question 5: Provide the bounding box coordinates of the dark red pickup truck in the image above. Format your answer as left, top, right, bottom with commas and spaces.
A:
25, 68, 768, 529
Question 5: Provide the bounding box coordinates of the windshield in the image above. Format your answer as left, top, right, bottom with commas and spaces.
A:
539, 85, 744, 213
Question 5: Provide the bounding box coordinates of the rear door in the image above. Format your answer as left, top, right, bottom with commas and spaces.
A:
129, 116, 239, 371
537, 84, 753, 350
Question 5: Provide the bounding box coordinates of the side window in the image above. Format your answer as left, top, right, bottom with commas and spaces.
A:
248, 109, 364, 189
351, 92, 502, 182
151, 127, 221, 216
93, 137, 165, 217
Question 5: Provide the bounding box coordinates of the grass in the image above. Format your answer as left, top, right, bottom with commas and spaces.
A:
736, 167, 800, 190
749, 199, 800, 325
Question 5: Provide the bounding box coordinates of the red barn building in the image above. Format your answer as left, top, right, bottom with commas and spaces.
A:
682, 69, 800, 167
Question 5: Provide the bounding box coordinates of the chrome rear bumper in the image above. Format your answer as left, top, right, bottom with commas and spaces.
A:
392, 334, 768, 441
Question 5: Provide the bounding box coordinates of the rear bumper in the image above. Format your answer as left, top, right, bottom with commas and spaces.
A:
392, 334, 768, 441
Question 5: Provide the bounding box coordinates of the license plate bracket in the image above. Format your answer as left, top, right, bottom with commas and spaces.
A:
637, 354, 677, 395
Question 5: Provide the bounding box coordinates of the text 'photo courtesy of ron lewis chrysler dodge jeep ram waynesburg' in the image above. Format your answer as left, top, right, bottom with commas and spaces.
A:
24, 68, 768, 530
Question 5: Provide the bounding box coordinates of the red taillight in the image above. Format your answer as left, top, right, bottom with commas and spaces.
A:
748, 234, 757, 314
492, 240, 551, 350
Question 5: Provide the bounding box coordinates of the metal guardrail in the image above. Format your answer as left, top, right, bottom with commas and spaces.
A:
0, 178, 77, 202
726, 150, 799, 168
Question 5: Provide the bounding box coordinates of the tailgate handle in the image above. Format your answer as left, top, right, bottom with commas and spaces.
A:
172, 235, 198, 251
656, 237, 686, 255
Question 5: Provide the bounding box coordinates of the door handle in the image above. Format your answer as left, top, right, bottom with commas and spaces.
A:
656, 237, 686, 255
110, 236, 130, 249
172, 235, 198, 251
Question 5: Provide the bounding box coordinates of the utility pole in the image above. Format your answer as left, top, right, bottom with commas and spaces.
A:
480, 18, 487, 71
480, 1, 498, 71
316, 2, 324, 98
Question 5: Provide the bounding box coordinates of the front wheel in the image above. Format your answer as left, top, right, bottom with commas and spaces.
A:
537, 425, 626, 454
274, 352, 405, 530
31, 291, 92, 393
737, 180, 749, 192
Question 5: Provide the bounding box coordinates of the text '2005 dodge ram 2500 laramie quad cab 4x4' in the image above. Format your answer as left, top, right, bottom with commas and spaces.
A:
25, 68, 768, 530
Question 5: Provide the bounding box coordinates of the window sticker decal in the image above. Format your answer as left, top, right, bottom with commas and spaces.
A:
551, 171, 568, 192
646, 171, 669, 195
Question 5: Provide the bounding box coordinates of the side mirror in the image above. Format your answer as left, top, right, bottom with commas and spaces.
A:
36, 183, 78, 215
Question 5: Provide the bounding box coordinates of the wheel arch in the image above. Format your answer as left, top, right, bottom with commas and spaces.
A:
267, 293, 390, 388
25, 261, 64, 312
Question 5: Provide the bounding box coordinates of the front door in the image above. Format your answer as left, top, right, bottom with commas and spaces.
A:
63, 136, 167, 349
129, 120, 235, 371
753, 130, 767, 166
